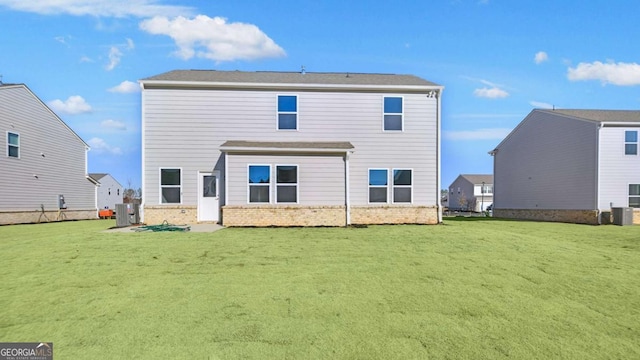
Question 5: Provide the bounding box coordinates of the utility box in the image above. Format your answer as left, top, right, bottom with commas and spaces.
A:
612, 207, 633, 226
115, 203, 140, 227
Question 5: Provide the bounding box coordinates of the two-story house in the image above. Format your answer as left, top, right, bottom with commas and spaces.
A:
139, 70, 443, 226
1, 83, 97, 224
89, 173, 124, 211
490, 109, 640, 225
447, 174, 493, 212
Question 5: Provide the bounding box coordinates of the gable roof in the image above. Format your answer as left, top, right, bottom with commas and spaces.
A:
140, 70, 442, 91
89, 173, 107, 182
537, 109, 640, 123
460, 174, 493, 185
0, 83, 89, 148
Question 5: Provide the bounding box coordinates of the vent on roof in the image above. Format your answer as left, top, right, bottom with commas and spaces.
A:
301, 66, 306, 75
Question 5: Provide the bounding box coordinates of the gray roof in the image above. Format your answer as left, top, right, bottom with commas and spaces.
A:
538, 109, 640, 123
89, 173, 107, 182
141, 70, 440, 87
460, 174, 493, 185
220, 140, 354, 152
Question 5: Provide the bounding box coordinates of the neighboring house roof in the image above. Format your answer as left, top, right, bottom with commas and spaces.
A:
88, 173, 124, 187
0, 83, 89, 148
140, 70, 441, 89
89, 173, 108, 182
459, 174, 493, 185
491, 109, 640, 155
220, 140, 354, 153
539, 109, 640, 123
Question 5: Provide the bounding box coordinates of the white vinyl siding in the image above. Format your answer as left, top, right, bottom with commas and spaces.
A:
0, 85, 95, 212
143, 89, 438, 208
598, 127, 640, 209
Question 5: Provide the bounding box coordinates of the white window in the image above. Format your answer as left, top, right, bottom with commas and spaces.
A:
277, 95, 297, 130
392, 169, 412, 203
383, 97, 403, 131
7, 132, 19, 158
248, 165, 271, 203
160, 168, 181, 204
481, 185, 493, 194
625, 131, 638, 155
276, 165, 298, 203
629, 184, 640, 208
369, 169, 388, 203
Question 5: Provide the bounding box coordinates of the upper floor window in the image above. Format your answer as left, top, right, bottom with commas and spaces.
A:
629, 184, 640, 208
276, 165, 298, 203
369, 169, 388, 203
248, 165, 271, 203
383, 97, 403, 131
160, 168, 181, 203
625, 131, 638, 155
278, 95, 297, 130
393, 169, 412, 203
7, 132, 19, 158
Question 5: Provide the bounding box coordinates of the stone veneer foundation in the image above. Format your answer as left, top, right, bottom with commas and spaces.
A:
350, 206, 439, 225
0, 209, 97, 225
493, 208, 600, 225
222, 205, 439, 227
143, 205, 197, 225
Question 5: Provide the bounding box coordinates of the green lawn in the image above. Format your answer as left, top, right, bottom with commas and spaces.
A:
1, 219, 639, 359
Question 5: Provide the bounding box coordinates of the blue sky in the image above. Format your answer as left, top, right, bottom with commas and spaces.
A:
1, 0, 639, 191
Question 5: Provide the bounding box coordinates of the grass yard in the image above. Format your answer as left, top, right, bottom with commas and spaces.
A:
1, 219, 639, 359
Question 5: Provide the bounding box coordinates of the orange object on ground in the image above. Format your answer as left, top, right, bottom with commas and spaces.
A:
99, 209, 114, 218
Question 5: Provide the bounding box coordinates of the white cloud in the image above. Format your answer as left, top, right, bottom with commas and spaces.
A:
101, 119, 127, 130
534, 51, 548, 64
444, 128, 512, 141
0, 0, 192, 18
48, 95, 92, 115
473, 87, 509, 99
106, 46, 123, 71
567, 61, 640, 86
139, 15, 286, 62
108, 80, 139, 93
87, 137, 123, 155
529, 101, 554, 109
126, 38, 135, 50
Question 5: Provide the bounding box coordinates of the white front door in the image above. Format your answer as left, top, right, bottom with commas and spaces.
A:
198, 171, 219, 222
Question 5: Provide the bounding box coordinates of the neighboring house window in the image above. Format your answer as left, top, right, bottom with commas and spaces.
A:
278, 95, 297, 130
481, 185, 493, 194
369, 169, 388, 203
383, 97, 403, 131
117, 189, 120, 196
160, 168, 181, 203
248, 165, 271, 203
7, 132, 19, 158
393, 169, 412, 203
276, 165, 298, 203
629, 184, 640, 208
625, 131, 638, 155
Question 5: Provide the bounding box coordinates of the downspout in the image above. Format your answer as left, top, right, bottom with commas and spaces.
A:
345, 151, 352, 226
139, 82, 146, 223
596, 123, 602, 224
436, 90, 443, 223
224, 151, 229, 223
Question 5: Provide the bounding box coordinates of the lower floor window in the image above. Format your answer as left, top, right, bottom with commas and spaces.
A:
160, 168, 181, 203
629, 184, 640, 208
248, 165, 271, 203
393, 169, 412, 203
369, 169, 388, 203
276, 165, 298, 203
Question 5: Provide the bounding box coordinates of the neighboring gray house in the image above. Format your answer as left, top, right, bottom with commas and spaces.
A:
490, 109, 640, 225
89, 173, 123, 211
448, 174, 493, 212
139, 70, 443, 226
0, 83, 97, 224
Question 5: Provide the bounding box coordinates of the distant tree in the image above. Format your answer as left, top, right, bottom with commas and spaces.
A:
123, 178, 142, 204
457, 190, 468, 211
